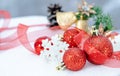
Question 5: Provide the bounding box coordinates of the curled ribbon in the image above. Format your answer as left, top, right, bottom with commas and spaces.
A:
0, 10, 63, 52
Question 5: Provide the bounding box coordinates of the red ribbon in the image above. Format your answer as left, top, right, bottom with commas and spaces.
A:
0, 10, 120, 68
0, 10, 63, 51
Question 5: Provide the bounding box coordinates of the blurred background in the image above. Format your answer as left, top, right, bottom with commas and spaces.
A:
0, 0, 120, 29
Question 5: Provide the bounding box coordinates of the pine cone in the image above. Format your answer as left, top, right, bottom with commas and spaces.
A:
47, 4, 63, 27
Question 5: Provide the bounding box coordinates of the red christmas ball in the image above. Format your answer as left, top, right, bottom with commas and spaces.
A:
63, 48, 86, 71
63, 28, 79, 47
34, 36, 50, 55
73, 29, 90, 50
84, 36, 113, 64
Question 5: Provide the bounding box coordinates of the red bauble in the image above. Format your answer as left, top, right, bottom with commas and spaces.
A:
34, 36, 50, 55
111, 51, 120, 61
73, 29, 90, 50
84, 36, 113, 64
63, 48, 86, 71
63, 28, 79, 47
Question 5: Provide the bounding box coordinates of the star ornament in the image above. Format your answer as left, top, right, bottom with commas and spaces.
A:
78, 0, 96, 16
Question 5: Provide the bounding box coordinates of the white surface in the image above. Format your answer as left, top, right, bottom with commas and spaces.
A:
0, 16, 120, 76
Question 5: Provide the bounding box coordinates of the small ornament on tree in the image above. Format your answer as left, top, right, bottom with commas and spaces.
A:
47, 4, 63, 27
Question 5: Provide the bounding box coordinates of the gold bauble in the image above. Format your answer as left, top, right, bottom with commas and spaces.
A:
56, 12, 77, 30
76, 20, 88, 32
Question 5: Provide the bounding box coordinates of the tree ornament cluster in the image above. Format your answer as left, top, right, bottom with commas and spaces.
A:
76, 0, 113, 35
33, 0, 120, 72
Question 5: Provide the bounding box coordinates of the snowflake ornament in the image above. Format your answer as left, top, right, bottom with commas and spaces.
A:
41, 34, 69, 63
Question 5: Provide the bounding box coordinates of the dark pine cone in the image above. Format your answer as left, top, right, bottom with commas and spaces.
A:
47, 4, 63, 27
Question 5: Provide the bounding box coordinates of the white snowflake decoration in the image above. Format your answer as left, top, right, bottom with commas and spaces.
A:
40, 34, 69, 63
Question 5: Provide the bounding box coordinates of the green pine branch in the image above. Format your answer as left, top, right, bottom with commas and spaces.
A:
94, 14, 113, 32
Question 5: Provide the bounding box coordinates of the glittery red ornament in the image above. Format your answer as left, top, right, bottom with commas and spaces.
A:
73, 29, 90, 50
34, 36, 50, 55
84, 36, 113, 64
63, 28, 79, 47
63, 48, 86, 71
